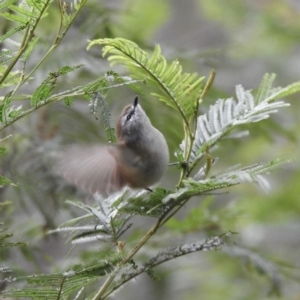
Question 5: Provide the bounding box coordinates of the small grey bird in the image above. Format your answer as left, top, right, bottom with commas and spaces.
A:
61, 97, 169, 195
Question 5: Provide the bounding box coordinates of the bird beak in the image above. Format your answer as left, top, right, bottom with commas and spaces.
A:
133, 96, 138, 108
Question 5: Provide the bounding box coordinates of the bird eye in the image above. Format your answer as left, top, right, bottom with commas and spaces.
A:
126, 114, 132, 121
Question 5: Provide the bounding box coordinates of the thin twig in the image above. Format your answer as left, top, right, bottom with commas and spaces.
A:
102, 235, 226, 299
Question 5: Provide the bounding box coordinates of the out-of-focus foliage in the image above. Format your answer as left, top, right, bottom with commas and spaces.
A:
198, 0, 300, 57
114, 0, 169, 42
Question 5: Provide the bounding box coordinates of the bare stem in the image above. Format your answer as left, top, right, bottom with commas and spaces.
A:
92, 218, 163, 300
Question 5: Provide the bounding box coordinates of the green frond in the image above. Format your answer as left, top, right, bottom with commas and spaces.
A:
63, 96, 73, 106
0, 223, 27, 248
61, 0, 88, 27
21, 0, 49, 18
31, 75, 57, 107
0, 72, 143, 131
0, 0, 17, 10
0, 24, 27, 43
243, 158, 292, 176
4, 256, 121, 299
122, 188, 170, 217
86, 86, 111, 132
88, 38, 205, 121
266, 81, 300, 103
9, 4, 36, 19
31, 65, 82, 107
7, 104, 23, 119
83, 72, 143, 98
0, 135, 16, 189
163, 179, 232, 204
0, 48, 18, 59
27, 0, 47, 10
0, 91, 13, 124
0, 50, 18, 65
0, 147, 7, 157
164, 158, 291, 204
98, 95, 116, 143
214, 159, 292, 192
0, 11, 28, 24
83, 77, 110, 94
255, 73, 276, 104
54, 64, 83, 76
255, 73, 300, 104
0, 69, 22, 86
0, 175, 11, 186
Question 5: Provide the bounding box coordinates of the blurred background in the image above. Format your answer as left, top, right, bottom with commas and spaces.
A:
1, 0, 300, 299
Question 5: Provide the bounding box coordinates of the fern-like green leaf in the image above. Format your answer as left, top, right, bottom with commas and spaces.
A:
266, 81, 300, 102
7, 104, 23, 119
0, 91, 13, 124
0, 11, 28, 24
0, 0, 50, 39
83, 71, 141, 96
0, 0, 17, 10
0, 137, 15, 188
53, 64, 83, 76
0, 147, 7, 157
63, 96, 73, 106
164, 159, 291, 204
0, 69, 22, 86
0, 223, 26, 248
123, 187, 170, 217
255, 73, 300, 104
31, 75, 57, 107
26, 0, 45, 10
83, 77, 109, 94
98, 94, 116, 143
9, 4, 36, 19
88, 38, 204, 121
255, 73, 276, 104
4, 256, 121, 299
0, 24, 27, 43
0, 56, 16, 65
60, 0, 87, 27
0, 48, 18, 59
0, 175, 11, 186
31, 65, 82, 107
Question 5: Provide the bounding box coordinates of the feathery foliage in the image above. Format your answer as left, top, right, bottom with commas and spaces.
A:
0, 135, 14, 188
178, 74, 300, 177
0, 221, 26, 293
0, 70, 143, 131
88, 38, 205, 126
0, 223, 26, 249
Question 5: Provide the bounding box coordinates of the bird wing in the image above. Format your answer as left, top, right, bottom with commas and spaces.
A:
59, 145, 125, 195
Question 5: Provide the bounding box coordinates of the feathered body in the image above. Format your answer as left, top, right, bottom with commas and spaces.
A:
61, 97, 169, 195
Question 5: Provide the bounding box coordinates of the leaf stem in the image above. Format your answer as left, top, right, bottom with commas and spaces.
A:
92, 218, 162, 300
184, 70, 216, 177
176, 70, 216, 187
